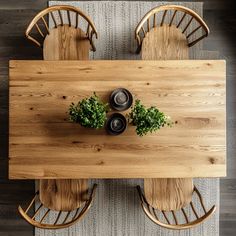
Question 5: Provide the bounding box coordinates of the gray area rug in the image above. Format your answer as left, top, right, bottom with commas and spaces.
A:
35, 1, 219, 236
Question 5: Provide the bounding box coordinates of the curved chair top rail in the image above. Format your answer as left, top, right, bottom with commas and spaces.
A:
25, 5, 98, 51
137, 185, 216, 230
18, 184, 97, 229
135, 5, 210, 53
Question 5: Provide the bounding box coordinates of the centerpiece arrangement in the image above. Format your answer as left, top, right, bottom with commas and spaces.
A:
68, 89, 172, 136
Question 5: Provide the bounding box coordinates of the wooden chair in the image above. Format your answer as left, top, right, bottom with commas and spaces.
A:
135, 5, 213, 229
18, 182, 97, 229
135, 5, 210, 59
23, 6, 98, 229
137, 184, 216, 230
25, 5, 98, 60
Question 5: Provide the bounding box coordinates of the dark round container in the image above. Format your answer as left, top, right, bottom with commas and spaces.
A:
109, 88, 133, 111
106, 113, 127, 135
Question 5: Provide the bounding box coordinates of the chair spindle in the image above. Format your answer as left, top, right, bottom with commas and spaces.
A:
41, 16, 50, 34
181, 208, 189, 223
32, 203, 43, 220
171, 210, 178, 225
169, 10, 177, 26
86, 24, 90, 36
147, 18, 150, 31
62, 211, 71, 224
148, 204, 154, 216
54, 211, 62, 225
67, 10, 71, 27
25, 192, 38, 214
58, 10, 63, 25
35, 23, 44, 37
182, 16, 194, 33
72, 208, 80, 220
40, 209, 50, 223
160, 10, 167, 26
190, 202, 199, 219
186, 25, 201, 38
162, 211, 171, 224
194, 187, 207, 214
141, 26, 146, 36
153, 208, 159, 220
177, 12, 187, 28
50, 12, 57, 28
188, 34, 207, 47
153, 13, 156, 27
75, 12, 79, 28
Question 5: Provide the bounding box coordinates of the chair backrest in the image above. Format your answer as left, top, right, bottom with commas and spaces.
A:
135, 5, 210, 53
25, 5, 98, 51
137, 185, 216, 230
18, 184, 97, 229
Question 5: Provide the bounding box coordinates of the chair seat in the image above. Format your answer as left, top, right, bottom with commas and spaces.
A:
141, 24, 189, 60
144, 178, 193, 211
39, 179, 88, 211
43, 25, 90, 60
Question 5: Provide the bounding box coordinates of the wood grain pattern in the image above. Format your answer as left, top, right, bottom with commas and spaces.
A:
144, 178, 193, 210
39, 179, 88, 211
9, 60, 226, 179
43, 25, 90, 60
141, 24, 189, 60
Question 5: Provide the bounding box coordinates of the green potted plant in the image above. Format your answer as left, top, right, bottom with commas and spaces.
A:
128, 100, 172, 136
69, 93, 109, 129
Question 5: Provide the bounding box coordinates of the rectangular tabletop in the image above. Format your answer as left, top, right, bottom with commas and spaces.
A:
9, 60, 226, 179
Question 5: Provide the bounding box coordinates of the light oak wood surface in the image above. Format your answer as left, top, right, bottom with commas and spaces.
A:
9, 60, 226, 179
141, 24, 189, 60
144, 178, 193, 211
43, 25, 90, 60
39, 179, 88, 211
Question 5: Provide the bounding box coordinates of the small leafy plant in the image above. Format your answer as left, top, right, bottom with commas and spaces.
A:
69, 93, 109, 129
128, 100, 172, 136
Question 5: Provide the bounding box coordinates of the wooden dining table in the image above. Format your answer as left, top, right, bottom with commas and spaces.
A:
9, 60, 226, 179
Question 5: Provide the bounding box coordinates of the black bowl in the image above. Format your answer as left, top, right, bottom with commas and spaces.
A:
106, 113, 127, 135
109, 88, 133, 111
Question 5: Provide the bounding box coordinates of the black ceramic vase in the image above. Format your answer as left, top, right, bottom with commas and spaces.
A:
106, 113, 127, 135
109, 88, 133, 111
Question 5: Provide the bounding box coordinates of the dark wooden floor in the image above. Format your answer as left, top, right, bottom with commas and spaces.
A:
0, 1, 235, 235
